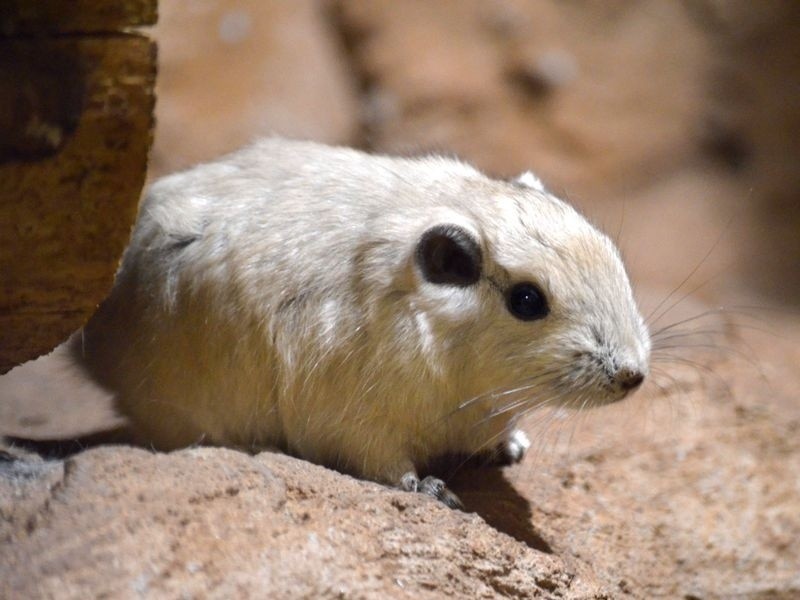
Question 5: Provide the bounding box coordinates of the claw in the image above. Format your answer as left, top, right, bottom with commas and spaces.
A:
421, 476, 464, 509
399, 472, 464, 510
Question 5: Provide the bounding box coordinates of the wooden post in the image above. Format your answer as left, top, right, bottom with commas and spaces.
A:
0, 1, 157, 373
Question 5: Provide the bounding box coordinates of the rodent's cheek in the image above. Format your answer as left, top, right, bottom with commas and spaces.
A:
413, 285, 483, 323
640, 322, 653, 357
525, 321, 589, 366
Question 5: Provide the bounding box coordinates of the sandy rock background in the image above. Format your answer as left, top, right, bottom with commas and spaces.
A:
2, 1, 799, 598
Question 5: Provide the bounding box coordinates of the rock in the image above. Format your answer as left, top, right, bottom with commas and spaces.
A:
0, 345, 122, 440
0, 446, 605, 598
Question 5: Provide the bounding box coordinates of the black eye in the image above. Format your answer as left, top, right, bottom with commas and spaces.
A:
506, 282, 549, 321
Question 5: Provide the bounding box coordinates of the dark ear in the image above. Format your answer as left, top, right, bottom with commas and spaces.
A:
415, 224, 482, 286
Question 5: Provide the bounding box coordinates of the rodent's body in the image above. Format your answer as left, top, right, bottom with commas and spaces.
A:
77, 139, 649, 499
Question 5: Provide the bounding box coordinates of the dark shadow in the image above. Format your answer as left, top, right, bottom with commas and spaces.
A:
423, 453, 553, 554
0, 41, 85, 163
3, 424, 134, 459
448, 466, 553, 554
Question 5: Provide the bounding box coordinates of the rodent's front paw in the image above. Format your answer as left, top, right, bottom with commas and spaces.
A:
476, 429, 531, 467
503, 429, 531, 464
399, 472, 464, 510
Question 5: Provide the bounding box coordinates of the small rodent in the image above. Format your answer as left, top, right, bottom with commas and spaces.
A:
74, 138, 650, 508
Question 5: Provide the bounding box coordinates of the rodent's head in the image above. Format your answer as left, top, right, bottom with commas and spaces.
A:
404, 171, 650, 411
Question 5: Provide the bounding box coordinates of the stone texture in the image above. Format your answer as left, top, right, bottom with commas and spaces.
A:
0, 447, 604, 599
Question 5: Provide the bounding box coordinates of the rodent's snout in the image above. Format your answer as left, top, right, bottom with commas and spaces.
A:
614, 366, 645, 393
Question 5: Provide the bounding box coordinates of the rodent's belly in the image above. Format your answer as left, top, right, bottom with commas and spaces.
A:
110, 305, 515, 479
275, 387, 514, 481
124, 377, 514, 483
116, 367, 285, 452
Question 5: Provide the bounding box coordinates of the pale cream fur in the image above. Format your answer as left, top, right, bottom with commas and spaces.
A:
76, 138, 650, 485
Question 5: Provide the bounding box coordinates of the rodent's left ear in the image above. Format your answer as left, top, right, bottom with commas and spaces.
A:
415, 224, 482, 287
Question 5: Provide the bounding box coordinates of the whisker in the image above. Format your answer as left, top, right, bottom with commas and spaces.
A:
652, 342, 756, 364
444, 390, 573, 478
566, 390, 592, 449
648, 366, 685, 395
644, 214, 735, 326
454, 365, 567, 412
650, 306, 779, 341
651, 354, 734, 399
649, 308, 732, 337
472, 392, 558, 429
649, 271, 725, 330
651, 328, 729, 344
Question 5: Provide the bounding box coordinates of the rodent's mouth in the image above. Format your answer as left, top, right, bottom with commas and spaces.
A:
450, 360, 647, 430
561, 350, 648, 407
549, 374, 646, 409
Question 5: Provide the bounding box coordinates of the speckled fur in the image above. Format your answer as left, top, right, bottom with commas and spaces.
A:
75, 138, 650, 485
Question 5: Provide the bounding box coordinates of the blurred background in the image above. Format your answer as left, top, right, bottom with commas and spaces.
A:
2, 0, 799, 435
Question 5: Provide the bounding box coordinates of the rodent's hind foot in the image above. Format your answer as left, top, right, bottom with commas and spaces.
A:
399, 472, 464, 510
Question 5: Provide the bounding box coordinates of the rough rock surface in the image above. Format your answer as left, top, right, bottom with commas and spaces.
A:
1, 448, 603, 598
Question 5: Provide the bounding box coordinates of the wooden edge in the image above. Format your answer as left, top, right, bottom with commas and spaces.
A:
0, 0, 157, 35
